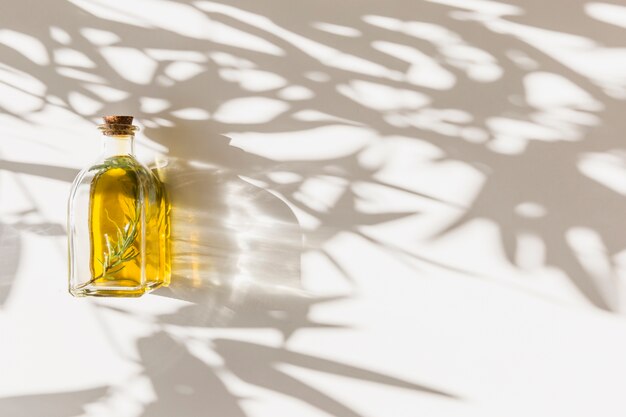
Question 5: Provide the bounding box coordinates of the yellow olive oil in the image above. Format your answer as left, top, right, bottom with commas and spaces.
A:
86, 156, 171, 296
145, 167, 171, 290
88, 156, 145, 296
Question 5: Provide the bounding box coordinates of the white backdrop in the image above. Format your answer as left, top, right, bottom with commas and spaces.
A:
1, 0, 626, 416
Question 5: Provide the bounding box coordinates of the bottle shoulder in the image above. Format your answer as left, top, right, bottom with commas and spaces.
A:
89, 155, 162, 180
70, 155, 165, 198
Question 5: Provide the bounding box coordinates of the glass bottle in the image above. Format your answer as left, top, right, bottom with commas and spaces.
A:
68, 115, 171, 297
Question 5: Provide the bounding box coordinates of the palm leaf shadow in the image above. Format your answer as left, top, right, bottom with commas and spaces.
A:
212, 338, 456, 417
138, 331, 246, 417
0, 386, 108, 417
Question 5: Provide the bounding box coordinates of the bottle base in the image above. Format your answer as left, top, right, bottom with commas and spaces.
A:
70, 287, 146, 298
69, 279, 168, 298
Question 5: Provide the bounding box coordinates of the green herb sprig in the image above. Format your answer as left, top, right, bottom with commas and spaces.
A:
97, 203, 140, 280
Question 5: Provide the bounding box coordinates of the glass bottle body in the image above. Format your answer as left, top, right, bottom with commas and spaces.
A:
68, 132, 170, 297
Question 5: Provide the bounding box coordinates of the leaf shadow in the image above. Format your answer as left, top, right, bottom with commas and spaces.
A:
0, 0, 623, 414
0, 387, 109, 417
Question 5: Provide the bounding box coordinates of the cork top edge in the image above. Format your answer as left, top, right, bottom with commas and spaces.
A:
103, 115, 134, 125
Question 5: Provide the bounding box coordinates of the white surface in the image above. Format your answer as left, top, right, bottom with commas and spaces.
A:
1, 1, 625, 416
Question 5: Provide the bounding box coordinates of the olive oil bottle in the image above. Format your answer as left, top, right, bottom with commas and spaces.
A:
68, 116, 170, 297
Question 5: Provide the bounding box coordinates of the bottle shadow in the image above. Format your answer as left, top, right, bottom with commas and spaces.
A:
151, 136, 305, 332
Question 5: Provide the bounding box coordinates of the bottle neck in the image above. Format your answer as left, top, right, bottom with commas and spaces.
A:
102, 135, 135, 157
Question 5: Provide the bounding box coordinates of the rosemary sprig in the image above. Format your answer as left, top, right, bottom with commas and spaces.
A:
76, 204, 141, 290
96, 203, 140, 280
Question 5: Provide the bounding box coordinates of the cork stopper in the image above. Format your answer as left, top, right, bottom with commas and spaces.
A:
99, 115, 138, 136
103, 115, 134, 125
